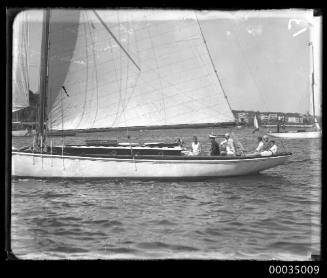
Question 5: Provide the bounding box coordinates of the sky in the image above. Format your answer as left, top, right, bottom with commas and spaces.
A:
198, 10, 322, 116
13, 9, 322, 116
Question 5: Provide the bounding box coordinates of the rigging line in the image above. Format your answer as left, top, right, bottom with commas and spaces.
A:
122, 24, 131, 120
93, 10, 141, 72
110, 23, 157, 126
115, 18, 133, 127
39, 9, 50, 139
186, 25, 226, 118
86, 13, 100, 128
60, 88, 65, 169
54, 48, 208, 82
115, 11, 124, 126
195, 15, 234, 116
125, 34, 234, 114
122, 16, 133, 117
50, 35, 199, 61
122, 15, 141, 128
76, 13, 91, 129
112, 70, 142, 127
61, 89, 64, 133
110, 12, 124, 128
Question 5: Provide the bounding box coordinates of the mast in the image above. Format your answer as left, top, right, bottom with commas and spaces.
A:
195, 16, 234, 117
38, 9, 50, 138
310, 41, 316, 120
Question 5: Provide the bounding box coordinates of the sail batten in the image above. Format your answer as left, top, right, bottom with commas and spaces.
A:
46, 10, 235, 130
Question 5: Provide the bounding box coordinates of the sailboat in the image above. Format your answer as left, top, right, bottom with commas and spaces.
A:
252, 114, 259, 133
268, 28, 321, 139
12, 9, 291, 178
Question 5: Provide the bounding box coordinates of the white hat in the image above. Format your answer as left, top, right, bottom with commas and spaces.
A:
225, 133, 230, 138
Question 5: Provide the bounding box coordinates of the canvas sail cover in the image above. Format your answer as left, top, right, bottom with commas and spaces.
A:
46, 10, 235, 130
12, 11, 30, 112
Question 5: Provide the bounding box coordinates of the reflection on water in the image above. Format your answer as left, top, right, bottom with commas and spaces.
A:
11, 127, 321, 259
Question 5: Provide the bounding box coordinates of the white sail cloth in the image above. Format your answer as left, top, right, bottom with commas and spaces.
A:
45, 10, 235, 130
12, 11, 30, 112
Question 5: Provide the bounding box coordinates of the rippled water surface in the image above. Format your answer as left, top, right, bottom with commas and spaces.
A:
10, 127, 321, 259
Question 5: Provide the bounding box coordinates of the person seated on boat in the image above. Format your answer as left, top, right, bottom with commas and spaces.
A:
260, 140, 278, 156
190, 136, 202, 156
262, 135, 270, 150
254, 136, 264, 153
276, 123, 280, 133
234, 140, 245, 156
219, 142, 227, 155
269, 140, 278, 154
209, 136, 220, 156
220, 133, 235, 156
175, 138, 185, 148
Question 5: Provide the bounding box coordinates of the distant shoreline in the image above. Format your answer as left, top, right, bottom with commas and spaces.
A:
261, 124, 313, 128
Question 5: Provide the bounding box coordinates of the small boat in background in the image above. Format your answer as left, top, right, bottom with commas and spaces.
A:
12, 122, 36, 137
268, 127, 321, 139
252, 115, 259, 133
268, 39, 321, 139
12, 129, 29, 137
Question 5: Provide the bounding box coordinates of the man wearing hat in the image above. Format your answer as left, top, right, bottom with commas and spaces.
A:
220, 133, 235, 156
209, 136, 220, 156
262, 134, 270, 151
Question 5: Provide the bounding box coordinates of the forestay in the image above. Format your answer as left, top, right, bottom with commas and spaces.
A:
46, 10, 235, 130
12, 11, 30, 112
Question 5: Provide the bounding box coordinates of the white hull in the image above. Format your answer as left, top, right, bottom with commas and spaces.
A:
12, 152, 290, 178
12, 129, 36, 137
268, 131, 321, 139
12, 129, 28, 137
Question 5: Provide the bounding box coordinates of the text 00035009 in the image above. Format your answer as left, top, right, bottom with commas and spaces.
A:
268, 265, 319, 275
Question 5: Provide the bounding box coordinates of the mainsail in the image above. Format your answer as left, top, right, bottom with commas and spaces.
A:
12, 11, 30, 112
46, 10, 235, 130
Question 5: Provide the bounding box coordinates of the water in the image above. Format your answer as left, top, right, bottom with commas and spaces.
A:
10, 127, 321, 260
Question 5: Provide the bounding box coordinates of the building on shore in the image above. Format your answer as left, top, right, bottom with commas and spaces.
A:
232, 110, 316, 127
